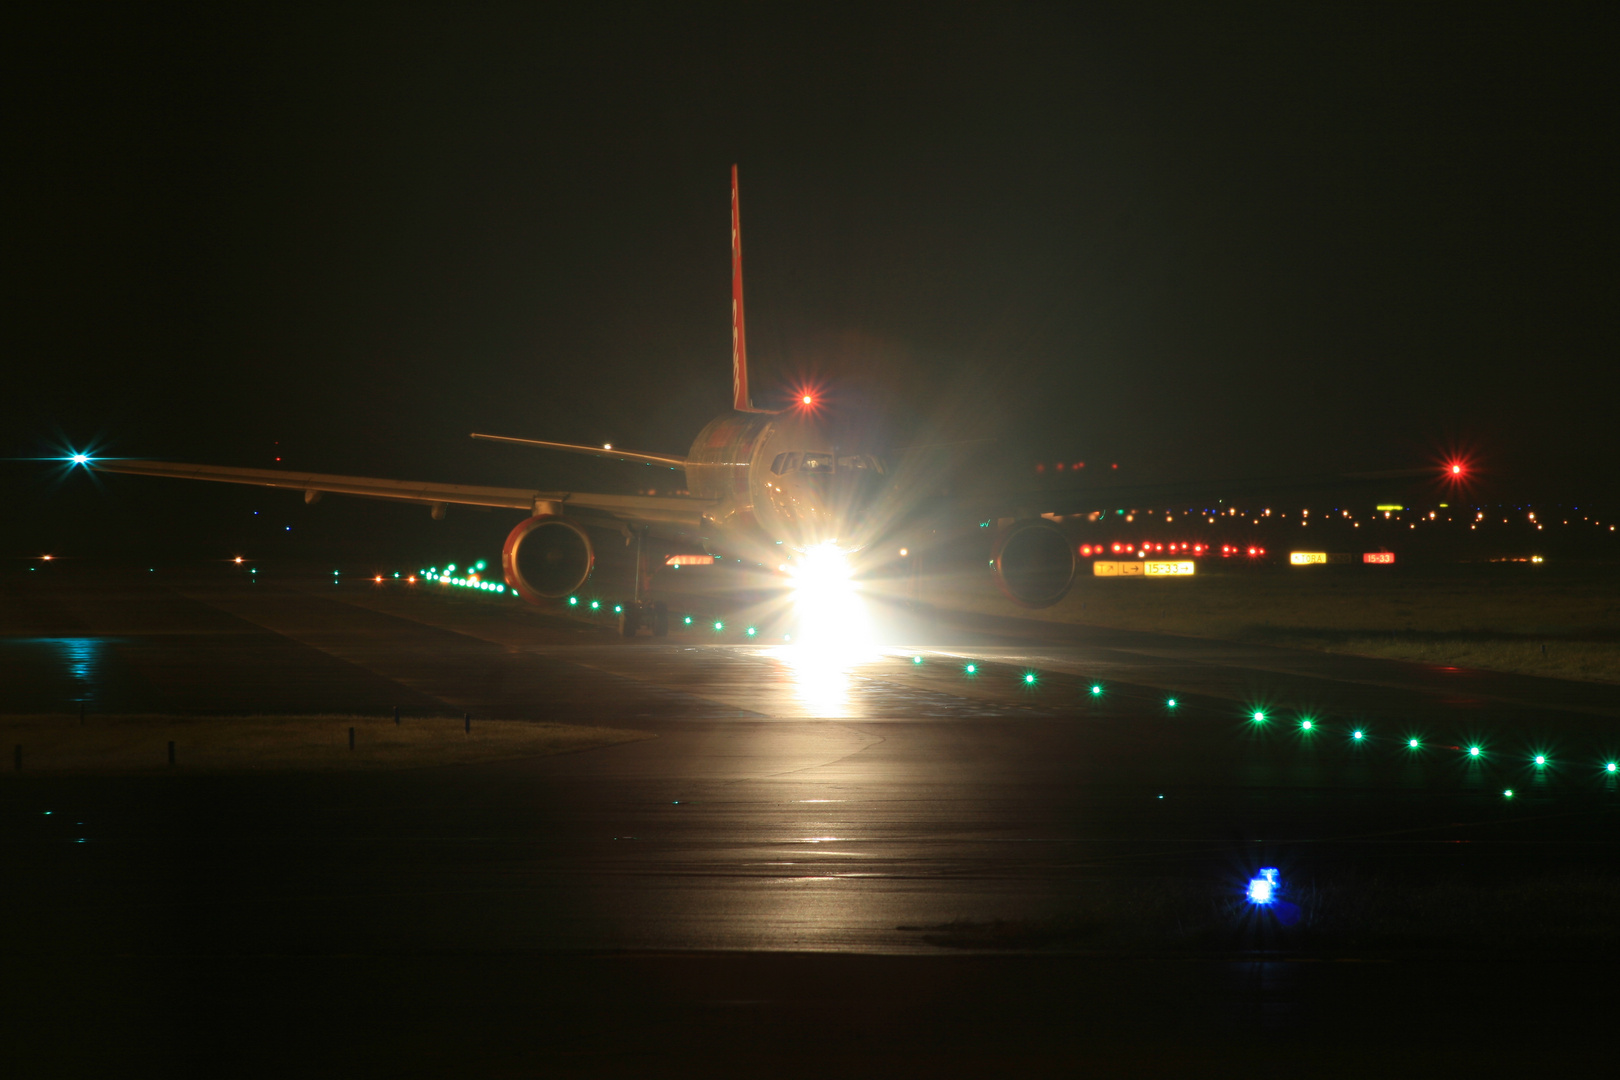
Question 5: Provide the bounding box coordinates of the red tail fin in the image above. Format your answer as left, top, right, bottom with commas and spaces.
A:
730, 164, 752, 411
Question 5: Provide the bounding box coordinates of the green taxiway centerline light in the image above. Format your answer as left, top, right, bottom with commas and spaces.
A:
590, 600, 600, 610
1023, 672, 1037, 685
964, 663, 977, 675
567, 597, 578, 606
1607, 763, 1618, 774
746, 626, 758, 637
1300, 719, 1314, 731
912, 655, 924, 665
1504, 789, 1515, 798
1534, 755, 1547, 766
713, 621, 724, 632
1166, 698, 1178, 709
1468, 746, 1482, 758
614, 605, 623, 614
1251, 711, 1266, 723
1090, 685, 1103, 697
1408, 739, 1421, 749
1352, 729, 1365, 741
683, 616, 693, 625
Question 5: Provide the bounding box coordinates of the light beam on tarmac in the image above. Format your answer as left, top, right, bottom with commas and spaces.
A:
773, 542, 877, 717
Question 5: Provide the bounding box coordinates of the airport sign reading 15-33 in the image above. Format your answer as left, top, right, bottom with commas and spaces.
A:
1095, 561, 1196, 577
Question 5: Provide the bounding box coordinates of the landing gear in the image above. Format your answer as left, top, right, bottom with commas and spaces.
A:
615, 529, 668, 640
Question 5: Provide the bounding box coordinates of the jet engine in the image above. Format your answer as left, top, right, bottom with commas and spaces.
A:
990, 519, 1077, 608
502, 514, 595, 602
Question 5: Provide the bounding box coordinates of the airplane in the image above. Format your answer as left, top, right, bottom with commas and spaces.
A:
79, 166, 1460, 636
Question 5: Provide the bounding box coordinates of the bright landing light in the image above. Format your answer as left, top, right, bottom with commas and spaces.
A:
787, 542, 872, 656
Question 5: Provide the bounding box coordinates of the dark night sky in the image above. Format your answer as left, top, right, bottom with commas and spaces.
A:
4, 3, 1615, 560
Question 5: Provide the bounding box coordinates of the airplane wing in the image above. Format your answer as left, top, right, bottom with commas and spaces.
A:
89, 459, 714, 528
468, 433, 686, 469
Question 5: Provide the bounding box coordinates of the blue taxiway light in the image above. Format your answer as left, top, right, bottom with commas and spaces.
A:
1247, 868, 1280, 905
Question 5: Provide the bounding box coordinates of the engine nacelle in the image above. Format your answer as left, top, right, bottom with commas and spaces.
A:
502, 514, 594, 602
990, 519, 1077, 608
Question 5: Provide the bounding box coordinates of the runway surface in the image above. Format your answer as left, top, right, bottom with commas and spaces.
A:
4, 564, 1618, 1075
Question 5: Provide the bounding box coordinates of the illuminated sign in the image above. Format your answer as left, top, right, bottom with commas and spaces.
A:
1144, 560, 1196, 576
664, 554, 716, 566
1375, 504, 1404, 512
1289, 552, 1327, 565
1363, 552, 1395, 564
1093, 561, 1144, 577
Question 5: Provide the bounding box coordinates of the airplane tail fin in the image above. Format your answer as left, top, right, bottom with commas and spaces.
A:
730, 164, 756, 412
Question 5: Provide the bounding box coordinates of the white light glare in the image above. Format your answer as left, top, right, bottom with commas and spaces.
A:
1247, 868, 1279, 905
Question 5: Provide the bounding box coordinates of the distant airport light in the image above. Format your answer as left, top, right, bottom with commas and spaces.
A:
233, 557, 243, 564
589, 600, 601, 610
1468, 745, 1482, 758
1409, 738, 1421, 749
912, 655, 924, 665
1352, 729, 1365, 740
603, 443, 613, 450
613, 604, 623, 613
1090, 684, 1103, 696
802, 395, 813, 405
1607, 762, 1618, 774
1251, 711, 1266, 723
567, 596, 579, 606
964, 663, 978, 675
746, 626, 758, 637
1166, 698, 1178, 709
1300, 719, 1314, 731
683, 615, 693, 625
1534, 755, 1547, 766
1023, 672, 1037, 685
1364, 552, 1396, 564
70, 453, 89, 465
1503, 789, 1514, 798
713, 621, 724, 632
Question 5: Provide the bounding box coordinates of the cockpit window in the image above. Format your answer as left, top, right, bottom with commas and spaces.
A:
801, 453, 834, 472
837, 455, 885, 474
770, 452, 800, 475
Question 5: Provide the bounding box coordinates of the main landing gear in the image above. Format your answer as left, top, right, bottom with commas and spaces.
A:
618, 601, 669, 639
617, 527, 669, 639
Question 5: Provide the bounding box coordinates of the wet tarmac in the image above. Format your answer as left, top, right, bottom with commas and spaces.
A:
3, 564, 1618, 1076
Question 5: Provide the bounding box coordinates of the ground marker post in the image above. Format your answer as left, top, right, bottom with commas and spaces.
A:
349, 727, 355, 751
167, 741, 175, 767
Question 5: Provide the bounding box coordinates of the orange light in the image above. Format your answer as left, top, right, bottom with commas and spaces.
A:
233, 556, 243, 564
42, 554, 53, 561
801, 395, 813, 405
374, 575, 383, 583
408, 575, 417, 583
